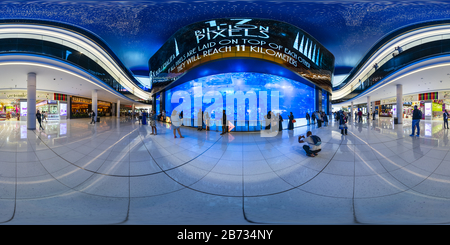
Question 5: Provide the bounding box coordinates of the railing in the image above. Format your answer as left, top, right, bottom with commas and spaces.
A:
333, 32, 450, 99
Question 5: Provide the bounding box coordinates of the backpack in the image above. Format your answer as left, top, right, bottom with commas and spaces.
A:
310, 135, 322, 146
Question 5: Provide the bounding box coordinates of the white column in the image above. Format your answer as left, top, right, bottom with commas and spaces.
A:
92, 89, 97, 122
27, 72, 36, 130
396, 84, 403, 124
117, 99, 120, 118
367, 96, 371, 119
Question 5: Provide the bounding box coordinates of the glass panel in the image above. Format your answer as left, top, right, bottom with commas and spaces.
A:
165, 72, 315, 131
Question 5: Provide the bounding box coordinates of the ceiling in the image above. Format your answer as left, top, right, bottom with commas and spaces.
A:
2, 0, 450, 81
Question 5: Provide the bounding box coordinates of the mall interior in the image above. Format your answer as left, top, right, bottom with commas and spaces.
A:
2, 0, 450, 226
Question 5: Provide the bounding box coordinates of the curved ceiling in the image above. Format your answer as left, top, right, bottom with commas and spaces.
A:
332, 54, 450, 108
332, 22, 450, 100
2, 0, 450, 80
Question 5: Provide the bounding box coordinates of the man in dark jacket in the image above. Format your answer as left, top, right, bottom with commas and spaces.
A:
410, 105, 422, 137
444, 109, 449, 129
90, 110, 96, 124
221, 109, 227, 135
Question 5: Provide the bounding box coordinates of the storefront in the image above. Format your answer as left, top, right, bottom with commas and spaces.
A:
378, 92, 450, 120
0, 99, 19, 121
0, 91, 56, 121
71, 96, 112, 118
380, 97, 397, 117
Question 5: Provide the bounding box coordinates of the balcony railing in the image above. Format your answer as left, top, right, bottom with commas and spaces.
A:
333, 32, 450, 101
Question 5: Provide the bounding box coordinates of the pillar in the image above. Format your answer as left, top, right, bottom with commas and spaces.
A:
396, 84, 403, 124
27, 72, 36, 130
367, 96, 371, 119
117, 99, 120, 118
92, 89, 97, 121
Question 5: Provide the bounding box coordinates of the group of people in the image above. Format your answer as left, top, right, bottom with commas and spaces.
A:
134, 109, 159, 136
305, 111, 329, 128
409, 105, 449, 136
263, 111, 288, 131
335, 110, 349, 135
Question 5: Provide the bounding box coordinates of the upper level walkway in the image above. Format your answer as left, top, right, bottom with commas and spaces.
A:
0, 19, 152, 104
332, 19, 450, 104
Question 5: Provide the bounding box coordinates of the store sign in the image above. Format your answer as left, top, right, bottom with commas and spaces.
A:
149, 18, 334, 92
381, 97, 396, 104
0, 91, 53, 100
6, 92, 26, 98
72, 97, 92, 104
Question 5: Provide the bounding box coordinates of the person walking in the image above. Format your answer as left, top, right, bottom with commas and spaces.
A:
138, 110, 142, 125
288, 112, 294, 130
358, 110, 362, 123
204, 111, 210, 131
265, 111, 272, 130
90, 110, 96, 124
278, 113, 283, 132
339, 111, 348, 135
142, 110, 148, 125
197, 110, 203, 131
171, 110, 184, 138
444, 109, 449, 129
311, 112, 316, 124
150, 110, 157, 135
315, 111, 322, 128
410, 105, 422, 137
36, 110, 44, 130
306, 112, 310, 125
42, 111, 47, 122
221, 109, 228, 135
323, 112, 328, 126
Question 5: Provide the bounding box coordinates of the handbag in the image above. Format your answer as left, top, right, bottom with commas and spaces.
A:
292, 119, 296, 123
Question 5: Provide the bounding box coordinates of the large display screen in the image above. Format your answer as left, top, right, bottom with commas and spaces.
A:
20, 101, 27, 117
164, 72, 316, 131
60, 103, 67, 116
149, 18, 334, 93
425, 102, 432, 116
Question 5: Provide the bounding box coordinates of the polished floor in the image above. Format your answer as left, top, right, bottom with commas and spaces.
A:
1, 115, 450, 224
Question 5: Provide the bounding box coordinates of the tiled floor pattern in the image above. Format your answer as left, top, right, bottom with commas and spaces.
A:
1, 116, 450, 224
